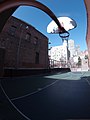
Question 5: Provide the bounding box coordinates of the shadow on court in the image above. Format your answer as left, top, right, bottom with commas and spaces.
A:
0, 72, 90, 120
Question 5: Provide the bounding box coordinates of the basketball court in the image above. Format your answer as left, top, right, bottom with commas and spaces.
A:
1, 71, 90, 120
0, 1, 89, 120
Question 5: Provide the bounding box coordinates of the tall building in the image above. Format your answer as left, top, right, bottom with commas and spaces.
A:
68, 39, 75, 57
74, 45, 81, 56
0, 16, 48, 69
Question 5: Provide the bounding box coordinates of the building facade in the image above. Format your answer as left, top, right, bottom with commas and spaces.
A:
68, 39, 75, 57
49, 39, 75, 63
0, 16, 48, 69
50, 41, 67, 62
49, 40, 69, 68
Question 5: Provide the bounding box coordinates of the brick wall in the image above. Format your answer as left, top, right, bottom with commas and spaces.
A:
84, 0, 90, 68
0, 16, 48, 69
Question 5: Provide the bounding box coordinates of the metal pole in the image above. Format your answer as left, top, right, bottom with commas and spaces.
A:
0, 0, 66, 34
67, 39, 68, 67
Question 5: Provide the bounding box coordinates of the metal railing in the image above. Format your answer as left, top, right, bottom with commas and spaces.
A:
49, 58, 67, 68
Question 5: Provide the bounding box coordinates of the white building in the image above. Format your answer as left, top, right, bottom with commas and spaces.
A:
49, 40, 68, 62
73, 56, 78, 63
49, 39, 83, 67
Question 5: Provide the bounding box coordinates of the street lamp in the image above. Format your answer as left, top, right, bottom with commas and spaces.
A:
16, 24, 29, 69
48, 46, 52, 68
16, 24, 23, 69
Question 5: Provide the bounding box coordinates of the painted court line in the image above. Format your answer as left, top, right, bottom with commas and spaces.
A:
11, 72, 86, 101
11, 80, 59, 101
80, 71, 90, 86
0, 83, 32, 120
85, 78, 90, 86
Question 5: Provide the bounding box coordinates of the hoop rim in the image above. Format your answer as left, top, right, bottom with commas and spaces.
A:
59, 31, 70, 38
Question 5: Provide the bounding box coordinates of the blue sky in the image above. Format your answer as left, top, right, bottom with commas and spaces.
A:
13, 0, 87, 51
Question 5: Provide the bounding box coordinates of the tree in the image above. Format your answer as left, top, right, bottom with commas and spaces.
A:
85, 55, 88, 59
77, 56, 81, 67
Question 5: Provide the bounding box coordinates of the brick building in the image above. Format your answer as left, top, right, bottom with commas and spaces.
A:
0, 16, 48, 69
84, 0, 90, 68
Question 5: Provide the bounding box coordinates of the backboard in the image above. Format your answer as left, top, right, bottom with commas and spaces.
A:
47, 16, 77, 34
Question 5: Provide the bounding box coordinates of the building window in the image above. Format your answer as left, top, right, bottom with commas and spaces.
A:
35, 52, 39, 64
25, 33, 31, 41
9, 25, 17, 36
34, 37, 38, 45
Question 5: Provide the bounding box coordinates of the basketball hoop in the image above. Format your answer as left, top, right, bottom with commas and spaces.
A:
59, 31, 70, 42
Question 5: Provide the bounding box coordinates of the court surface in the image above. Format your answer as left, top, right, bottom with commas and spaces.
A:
1, 71, 90, 120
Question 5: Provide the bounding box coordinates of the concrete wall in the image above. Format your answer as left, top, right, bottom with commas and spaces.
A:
0, 16, 48, 69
